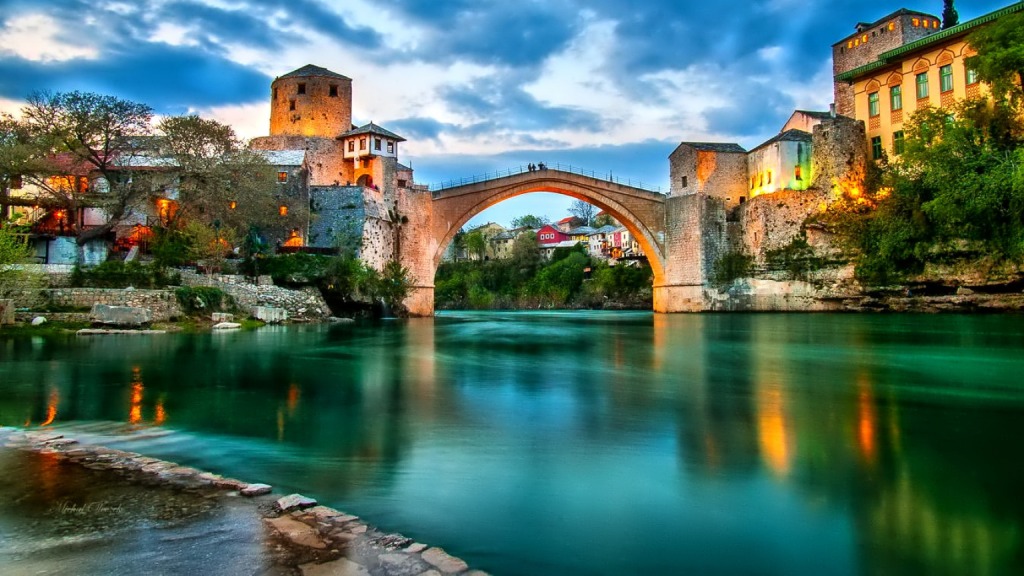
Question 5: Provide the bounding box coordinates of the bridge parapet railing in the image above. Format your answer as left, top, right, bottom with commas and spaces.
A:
428, 164, 667, 195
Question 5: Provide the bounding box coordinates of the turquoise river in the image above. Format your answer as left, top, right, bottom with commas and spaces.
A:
2, 312, 1024, 575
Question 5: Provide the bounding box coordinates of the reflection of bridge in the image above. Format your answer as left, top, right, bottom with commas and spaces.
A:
399, 167, 727, 317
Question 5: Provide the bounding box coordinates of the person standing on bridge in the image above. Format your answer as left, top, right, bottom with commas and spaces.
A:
538, 162, 547, 170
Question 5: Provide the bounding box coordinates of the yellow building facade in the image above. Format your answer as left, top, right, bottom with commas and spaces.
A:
834, 2, 1023, 159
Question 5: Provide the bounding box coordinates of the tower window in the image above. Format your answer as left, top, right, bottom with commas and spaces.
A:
374, 138, 382, 151
916, 72, 929, 99
277, 171, 288, 183
940, 64, 953, 93
297, 83, 306, 95
794, 166, 802, 181
871, 136, 883, 160
329, 84, 338, 97
289, 99, 296, 111
273, 88, 278, 100
681, 176, 688, 188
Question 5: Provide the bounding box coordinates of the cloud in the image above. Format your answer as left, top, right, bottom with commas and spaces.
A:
441, 75, 604, 133
0, 45, 270, 112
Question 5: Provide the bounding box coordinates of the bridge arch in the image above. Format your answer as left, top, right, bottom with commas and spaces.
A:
425, 170, 668, 302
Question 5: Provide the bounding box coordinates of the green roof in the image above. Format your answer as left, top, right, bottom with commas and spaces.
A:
835, 2, 1024, 82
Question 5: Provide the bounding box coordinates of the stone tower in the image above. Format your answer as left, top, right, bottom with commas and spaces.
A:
270, 64, 353, 138
832, 9, 941, 116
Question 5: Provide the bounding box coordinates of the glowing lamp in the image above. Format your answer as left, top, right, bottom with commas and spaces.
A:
229, 201, 237, 210
279, 205, 288, 216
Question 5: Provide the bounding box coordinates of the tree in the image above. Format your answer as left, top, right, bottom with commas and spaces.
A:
510, 214, 548, 229
464, 229, 488, 260
157, 115, 291, 236
0, 114, 34, 223
593, 212, 617, 228
967, 12, 1024, 106
568, 200, 597, 227
942, 0, 959, 29
19, 91, 156, 245
510, 230, 541, 275
0, 221, 42, 301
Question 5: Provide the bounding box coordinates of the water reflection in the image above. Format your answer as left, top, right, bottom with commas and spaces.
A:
1, 314, 1023, 575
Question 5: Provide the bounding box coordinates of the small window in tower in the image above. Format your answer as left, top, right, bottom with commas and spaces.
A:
888, 21, 895, 31
289, 99, 296, 111
847, 41, 854, 49
273, 88, 278, 100
278, 171, 288, 183
297, 83, 306, 95
279, 205, 289, 217
374, 138, 382, 151
794, 166, 802, 181
739, 196, 746, 204
360, 138, 366, 150
923, 19, 929, 28
387, 141, 394, 154
397, 179, 407, 188
767, 171, 772, 184
862, 34, 868, 43
329, 84, 338, 97
912, 18, 920, 27
682, 176, 688, 188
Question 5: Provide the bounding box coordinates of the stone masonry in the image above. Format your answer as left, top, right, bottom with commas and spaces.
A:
42, 288, 183, 322
178, 271, 331, 320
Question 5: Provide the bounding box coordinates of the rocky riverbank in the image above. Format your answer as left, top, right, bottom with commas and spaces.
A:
0, 427, 486, 576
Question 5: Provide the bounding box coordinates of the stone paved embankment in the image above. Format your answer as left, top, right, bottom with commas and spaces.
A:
0, 427, 487, 576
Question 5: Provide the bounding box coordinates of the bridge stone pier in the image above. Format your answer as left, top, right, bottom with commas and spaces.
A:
397, 169, 727, 316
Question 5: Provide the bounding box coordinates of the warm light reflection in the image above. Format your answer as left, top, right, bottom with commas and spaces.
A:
277, 407, 285, 442
155, 396, 167, 426
857, 375, 877, 465
40, 388, 59, 427
287, 383, 301, 416
129, 366, 144, 424
756, 385, 792, 478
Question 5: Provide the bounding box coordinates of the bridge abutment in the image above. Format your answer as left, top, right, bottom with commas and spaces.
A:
655, 194, 727, 313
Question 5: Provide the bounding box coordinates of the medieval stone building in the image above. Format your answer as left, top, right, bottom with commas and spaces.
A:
250, 64, 414, 268
832, 2, 1024, 159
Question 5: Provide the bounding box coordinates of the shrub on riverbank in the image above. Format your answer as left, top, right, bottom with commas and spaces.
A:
175, 286, 234, 316
71, 261, 181, 289
435, 248, 653, 310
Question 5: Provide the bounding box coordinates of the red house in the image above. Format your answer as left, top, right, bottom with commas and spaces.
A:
536, 225, 570, 246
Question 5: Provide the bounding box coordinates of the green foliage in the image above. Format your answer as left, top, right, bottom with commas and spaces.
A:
967, 12, 1024, 106
70, 261, 181, 289
826, 98, 1024, 285
435, 247, 653, 310
174, 286, 232, 315
464, 229, 488, 260
243, 252, 332, 285
711, 252, 754, 286
0, 222, 41, 299
510, 214, 548, 229
317, 257, 411, 315
149, 227, 192, 267
765, 234, 826, 281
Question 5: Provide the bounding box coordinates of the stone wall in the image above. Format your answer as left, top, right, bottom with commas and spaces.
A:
178, 271, 331, 320
734, 189, 830, 264
655, 194, 725, 313
308, 185, 396, 271
41, 288, 183, 321
669, 146, 748, 208
269, 73, 352, 139
811, 116, 867, 197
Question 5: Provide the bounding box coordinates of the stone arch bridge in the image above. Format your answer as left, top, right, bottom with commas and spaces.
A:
398, 167, 725, 316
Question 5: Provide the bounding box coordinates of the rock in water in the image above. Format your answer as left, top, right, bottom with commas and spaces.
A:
240, 483, 273, 496
31, 316, 47, 326
276, 493, 317, 512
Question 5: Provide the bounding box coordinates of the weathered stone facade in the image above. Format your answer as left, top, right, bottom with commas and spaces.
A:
668, 143, 748, 208
732, 189, 830, 264
178, 271, 331, 320
269, 65, 353, 140
811, 115, 868, 197
41, 288, 183, 321
832, 9, 940, 116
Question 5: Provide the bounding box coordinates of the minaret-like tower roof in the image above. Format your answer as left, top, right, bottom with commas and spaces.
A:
278, 64, 351, 81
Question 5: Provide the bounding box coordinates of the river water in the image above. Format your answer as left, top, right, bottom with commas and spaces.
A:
2, 312, 1023, 575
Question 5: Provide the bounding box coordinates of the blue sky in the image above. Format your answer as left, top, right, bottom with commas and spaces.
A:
0, 0, 1012, 227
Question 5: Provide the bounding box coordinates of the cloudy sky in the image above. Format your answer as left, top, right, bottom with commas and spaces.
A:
0, 0, 1011, 227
